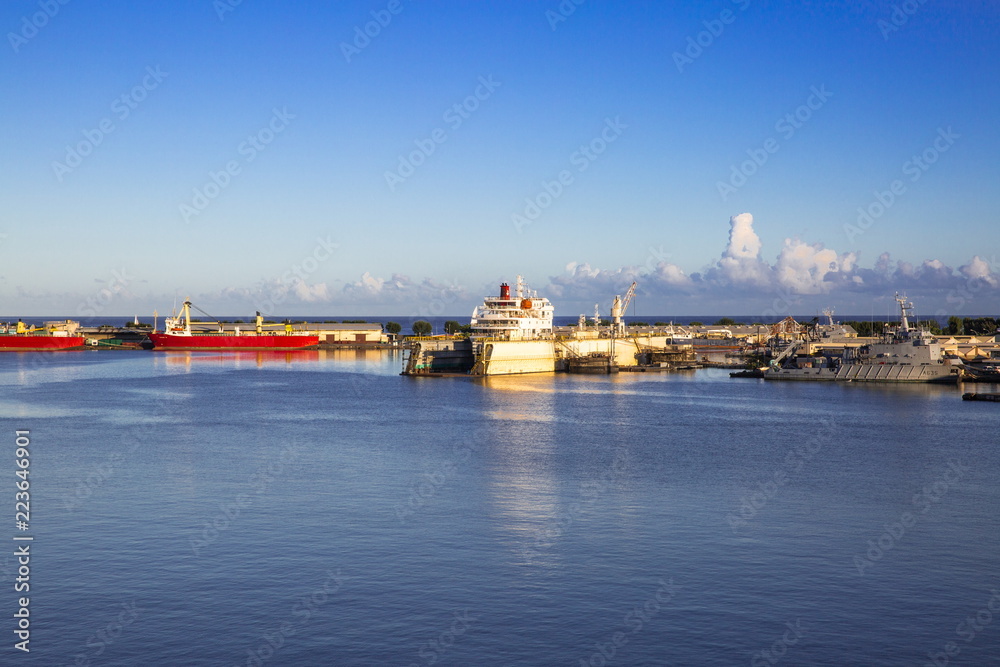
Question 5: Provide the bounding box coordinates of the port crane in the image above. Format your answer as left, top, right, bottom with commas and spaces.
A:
611, 281, 637, 336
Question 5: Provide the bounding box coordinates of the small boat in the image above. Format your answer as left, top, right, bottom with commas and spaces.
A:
730, 368, 765, 378
962, 393, 1000, 402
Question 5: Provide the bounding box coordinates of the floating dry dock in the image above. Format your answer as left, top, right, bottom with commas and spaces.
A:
404, 335, 696, 376
403, 275, 696, 377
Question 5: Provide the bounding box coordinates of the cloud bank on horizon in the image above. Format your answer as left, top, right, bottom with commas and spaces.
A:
8, 213, 997, 318
198, 213, 997, 317
547, 213, 998, 315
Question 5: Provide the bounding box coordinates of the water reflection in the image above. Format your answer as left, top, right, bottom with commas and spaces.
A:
155, 350, 323, 369
475, 373, 569, 565
151, 348, 400, 371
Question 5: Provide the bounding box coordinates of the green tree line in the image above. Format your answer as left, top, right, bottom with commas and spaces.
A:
841, 317, 999, 337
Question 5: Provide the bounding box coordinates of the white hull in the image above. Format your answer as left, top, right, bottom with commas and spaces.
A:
471, 336, 681, 376
474, 340, 558, 375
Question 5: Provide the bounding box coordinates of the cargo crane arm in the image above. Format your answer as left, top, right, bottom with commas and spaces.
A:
611, 281, 637, 335
769, 340, 801, 367
621, 281, 636, 315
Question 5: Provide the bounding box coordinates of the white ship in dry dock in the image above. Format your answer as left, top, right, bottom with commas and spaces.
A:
468, 276, 560, 375
763, 294, 961, 384
469, 276, 554, 340
402, 276, 694, 376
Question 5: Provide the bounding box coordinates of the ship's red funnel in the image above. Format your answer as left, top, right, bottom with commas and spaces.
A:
500, 283, 510, 299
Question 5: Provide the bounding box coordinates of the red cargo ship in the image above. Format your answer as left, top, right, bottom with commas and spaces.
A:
148, 301, 320, 351
0, 320, 86, 351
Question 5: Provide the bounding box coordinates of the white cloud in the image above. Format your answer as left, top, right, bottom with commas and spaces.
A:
340, 272, 466, 307
548, 258, 692, 301
716, 212, 773, 287
774, 238, 857, 294
959, 255, 999, 288
544, 213, 1000, 312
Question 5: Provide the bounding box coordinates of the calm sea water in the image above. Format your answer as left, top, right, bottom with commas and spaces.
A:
1, 350, 998, 666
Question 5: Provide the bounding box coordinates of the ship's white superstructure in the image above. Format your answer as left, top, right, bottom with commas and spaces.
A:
470, 275, 554, 340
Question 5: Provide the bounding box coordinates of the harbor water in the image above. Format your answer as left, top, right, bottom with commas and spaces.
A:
2, 350, 999, 665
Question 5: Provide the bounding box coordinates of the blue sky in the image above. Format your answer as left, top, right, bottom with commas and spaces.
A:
2, 0, 998, 319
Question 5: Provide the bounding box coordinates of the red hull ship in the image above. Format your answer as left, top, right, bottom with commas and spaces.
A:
148, 332, 319, 350
0, 335, 86, 350
0, 320, 86, 351
149, 301, 319, 351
